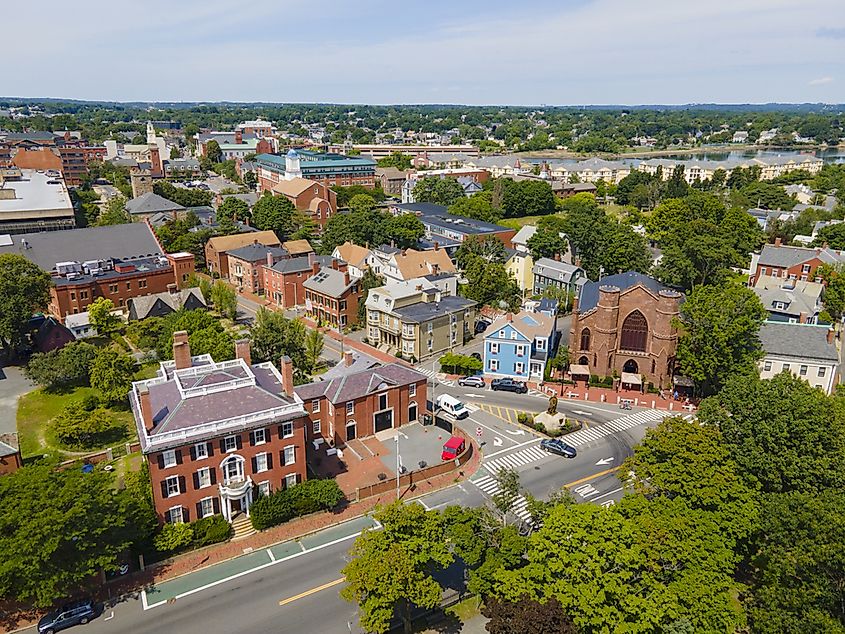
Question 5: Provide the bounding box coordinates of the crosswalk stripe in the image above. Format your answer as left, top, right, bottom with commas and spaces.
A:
563, 409, 667, 447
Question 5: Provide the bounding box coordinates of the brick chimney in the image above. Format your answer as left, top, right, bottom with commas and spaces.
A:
167, 283, 178, 295
331, 259, 339, 270
344, 271, 350, 286
554, 252, 561, 262
344, 351, 354, 367
267, 251, 275, 268
799, 312, 807, 324
507, 312, 513, 322
774, 237, 782, 247
828, 328, 836, 344
280, 355, 294, 396
235, 129, 243, 144
311, 261, 320, 276
308, 252, 316, 265
173, 330, 191, 369
139, 386, 154, 433
234, 339, 251, 365
434, 241, 440, 251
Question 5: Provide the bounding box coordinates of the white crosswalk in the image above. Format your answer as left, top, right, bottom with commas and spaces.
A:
562, 409, 667, 447
484, 444, 548, 475
471, 474, 534, 525
418, 367, 455, 387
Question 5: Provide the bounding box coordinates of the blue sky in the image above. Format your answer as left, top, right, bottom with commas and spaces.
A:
5, 0, 844, 104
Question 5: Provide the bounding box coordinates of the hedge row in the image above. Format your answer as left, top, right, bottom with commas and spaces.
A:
250, 479, 345, 531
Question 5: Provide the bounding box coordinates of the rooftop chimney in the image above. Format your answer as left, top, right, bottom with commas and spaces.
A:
774, 237, 782, 247
344, 271, 350, 286
139, 386, 154, 433
267, 251, 275, 268
554, 252, 561, 262
434, 241, 440, 251
828, 328, 836, 344
173, 330, 191, 370
312, 261, 320, 276
280, 355, 294, 396
234, 338, 251, 365
344, 350, 354, 367
167, 283, 178, 295
308, 252, 316, 265
507, 312, 513, 322
331, 259, 339, 270
235, 129, 243, 144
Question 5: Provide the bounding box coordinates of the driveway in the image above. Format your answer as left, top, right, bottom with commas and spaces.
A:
0, 365, 34, 436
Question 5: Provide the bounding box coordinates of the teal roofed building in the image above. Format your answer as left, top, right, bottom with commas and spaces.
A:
255, 149, 376, 193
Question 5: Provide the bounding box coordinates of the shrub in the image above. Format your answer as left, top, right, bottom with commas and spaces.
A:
439, 352, 483, 376
191, 515, 232, 547
25, 341, 97, 391
517, 412, 534, 426
250, 479, 344, 531
51, 402, 125, 450
154, 522, 194, 552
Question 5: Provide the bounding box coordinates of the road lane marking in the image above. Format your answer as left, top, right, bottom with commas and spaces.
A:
483, 438, 540, 459
591, 486, 624, 502
279, 577, 345, 606
470, 418, 520, 444
267, 548, 276, 562
563, 466, 623, 489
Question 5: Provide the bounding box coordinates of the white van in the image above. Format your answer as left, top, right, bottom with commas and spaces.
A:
436, 394, 470, 419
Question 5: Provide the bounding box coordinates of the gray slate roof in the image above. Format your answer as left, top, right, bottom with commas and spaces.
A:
394, 295, 476, 323
758, 244, 843, 268
227, 243, 289, 263
268, 255, 335, 274
0, 223, 163, 272
578, 271, 675, 313
752, 279, 822, 318
295, 363, 425, 404
319, 351, 381, 381
533, 258, 583, 282
129, 288, 206, 319
125, 192, 185, 215
303, 267, 358, 297
759, 322, 838, 361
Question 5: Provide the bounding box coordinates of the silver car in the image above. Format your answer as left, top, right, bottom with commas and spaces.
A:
457, 375, 485, 388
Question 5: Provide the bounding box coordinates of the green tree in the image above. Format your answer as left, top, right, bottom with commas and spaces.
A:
89, 348, 135, 404
455, 235, 508, 270
25, 341, 97, 391
88, 297, 121, 336
490, 467, 522, 527
304, 328, 324, 375
210, 280, 238, 320
500, 179, 556, 218
250, 308, 307, 378
376, 152, 412, 170
818, 263, 845, 320
0, 254, 52, 358
358, 269, 384, 325
448, 191, 501, 223
674, 284, 766, 396
697, 372, 845, 494
341, 502, 453, 634
243, 170, 257, 190
526, 226, 568, 261
320, 207, 389, 255
461, 258, 521, 310
348, 193, 377, 214
412, 176, 465, 206
0, 464, 149, 607
205, 139, 222, 163
252, 193, 294, 237
482, 596, 577, 634
217, 197, 250, 224
383, 214, 425, 249
51, 403, 124, 450
97, 195, 131, 226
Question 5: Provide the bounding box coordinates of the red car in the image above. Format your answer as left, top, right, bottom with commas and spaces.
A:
441, 436, 465, 461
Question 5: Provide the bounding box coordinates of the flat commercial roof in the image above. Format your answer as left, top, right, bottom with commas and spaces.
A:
0, 170, 73, 219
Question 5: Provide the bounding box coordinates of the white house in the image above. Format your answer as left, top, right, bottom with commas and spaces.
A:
757, 321, 839, 394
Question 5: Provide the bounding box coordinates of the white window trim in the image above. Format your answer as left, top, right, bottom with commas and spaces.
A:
257, 481, 270, 497
409, 384, 416, 398
224, 435, 237, 452
168, 506, 184, 524
490, 342, 500, 354
254, 428, 267, 445
200, 497, 214, 518
312, 419, 321, 434
162, 449, 177, 469
165, 475, 180, 497
281, 421, 294, 438
346, 401, 354, 415
256, 452, 269, 473
489, 359, 499, 371
285, 473, 298, 488
311, 399, 320, 413
198, 467, 211, 489
194, 442, 209, 460
283, 445, 296, 466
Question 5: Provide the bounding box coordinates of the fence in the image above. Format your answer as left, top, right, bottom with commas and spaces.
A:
355, 428, 473, 501
56, 441, 142, 470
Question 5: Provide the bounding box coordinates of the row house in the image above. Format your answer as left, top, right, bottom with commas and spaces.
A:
749, 239, 845, 287
295, 363, 427, 446
303, 263, 362, 328
0, 222, 195, 321
227, 243, 289, 295
532, 257, 586, 297
132, 334, 309, 523
204, 231, 282, 279
263, 254, 345, 309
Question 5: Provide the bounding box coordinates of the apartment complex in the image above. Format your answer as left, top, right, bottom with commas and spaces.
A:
227, 243, 289, 294
131, 334, 309, 523
263, 254, 343, 309
295, 363, 427, 445
0, 222, 195, 321
256, 150, 376, 191
365, 280, 477, 360
0, 131, 106, 186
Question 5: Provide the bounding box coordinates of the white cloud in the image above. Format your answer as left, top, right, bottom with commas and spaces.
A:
809, 76, 834, 86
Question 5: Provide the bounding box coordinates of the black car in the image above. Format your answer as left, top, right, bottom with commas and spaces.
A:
540, 438, 578, 459
474, 320, 490, 334
38, 599, 97, 634
490, 378, 528, 394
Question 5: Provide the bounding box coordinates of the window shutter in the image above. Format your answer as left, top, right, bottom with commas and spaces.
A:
280, 450, 286, 467
210, 468, 217, 485
249, 431, 256, 446
219, 439, 226, 453
157, 454, 165, 470
193, 472, 200, 490
251, 456, 258, 473
267, 453, 273, 470
178, 476, 186, 495
196, 502, 203, 519
160, 481, 168, 499
207, 442, 214, 458
212, 498, 220, 514
175, 449, 183, 465
182, 505, 189, 522
189, 445, 197, 461
235, 435, 243, 450
278, 425, 284, 439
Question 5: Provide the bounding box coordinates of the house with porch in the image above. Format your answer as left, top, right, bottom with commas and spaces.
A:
131, 333, 309, 524
482, 311, 558, 382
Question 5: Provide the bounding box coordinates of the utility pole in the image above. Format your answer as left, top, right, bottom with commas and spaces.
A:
395, 433, 401, 501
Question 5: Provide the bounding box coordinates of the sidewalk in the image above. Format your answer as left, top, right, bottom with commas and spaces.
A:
541, 382, 697, 414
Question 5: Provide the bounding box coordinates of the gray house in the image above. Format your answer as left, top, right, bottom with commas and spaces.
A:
532, 258, 586, 296
128, 286, 207, 320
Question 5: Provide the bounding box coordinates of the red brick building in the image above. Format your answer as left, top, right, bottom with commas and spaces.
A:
750, 239, 844, 287
0, 222, 195, 321
204, 230, 282, 280
569, 272, 683, 389
0, 131, 106, 185
263, 254, 345, 309
272, 177, 337, 232
0, 437, 22, 476
303, 262, 362, 329
132, 334, 309, 523
226, 244, 289, 295
295, 363, 427, 446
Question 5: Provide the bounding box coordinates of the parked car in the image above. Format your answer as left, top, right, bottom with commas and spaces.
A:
490, 378, 528, 394
458, 375, 485, 388
435, 394, 470, 419
38, 599, 98, 634
540, 438, 577, 459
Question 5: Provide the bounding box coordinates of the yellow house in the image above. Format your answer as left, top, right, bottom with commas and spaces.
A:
506, 225, 537, 292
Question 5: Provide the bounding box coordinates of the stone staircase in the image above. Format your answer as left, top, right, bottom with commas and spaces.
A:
231, 512, 255, 541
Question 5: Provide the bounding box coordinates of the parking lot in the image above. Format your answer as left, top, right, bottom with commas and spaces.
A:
376, 422, 454, 474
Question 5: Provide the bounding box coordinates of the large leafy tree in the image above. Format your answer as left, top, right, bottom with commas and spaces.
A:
0, 464, 151, 607
341, 502, 453, 634
526, 226, 568, 261
88, 297, 121, 336
0, 254, 52, 357
383, 213, 425, 249
500, 178, 556, 218
25, 341, 97, 391
250, 308, 307, 378
454, 235, 508, 270
320, 208, 389, 254
252, 193, 295, 237
96, 195, 131, 226
89, 348, 135, 405
697, 372, 845, 494
461, 258, 521, 311
448, 191, 500, 223
818, 263, 845, 321
674, 284, 766, 396
747, 490, 845, 633
217, 197, 251, 224
482, 596, 577, 634
412, 176, 465, 207
210, 280, 238, 320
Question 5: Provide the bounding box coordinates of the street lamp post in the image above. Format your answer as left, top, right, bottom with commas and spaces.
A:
395, 433, 401, 501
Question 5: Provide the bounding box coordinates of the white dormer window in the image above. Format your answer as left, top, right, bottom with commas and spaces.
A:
510, 331, 517, 340
498, 330, 505, 339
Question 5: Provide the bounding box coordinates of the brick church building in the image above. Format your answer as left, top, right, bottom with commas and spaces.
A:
568, 272, 683, 389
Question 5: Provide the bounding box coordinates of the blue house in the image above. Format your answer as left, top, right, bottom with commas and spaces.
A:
483, 311, 558, 381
